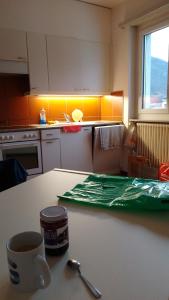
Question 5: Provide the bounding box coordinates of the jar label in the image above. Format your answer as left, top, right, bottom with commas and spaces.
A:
41, 225, 69, 249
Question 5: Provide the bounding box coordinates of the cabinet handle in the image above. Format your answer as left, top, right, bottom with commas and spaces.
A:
46, 134, 53, 136
17, 56, 25, 60
45, 141, 54, 144
31, 87, 37, 90
84, 128, 90, 131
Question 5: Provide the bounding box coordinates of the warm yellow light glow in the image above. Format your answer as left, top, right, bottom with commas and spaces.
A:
37, 94, 103, 99
102, 95, 122, 101
102, 96, 113, 102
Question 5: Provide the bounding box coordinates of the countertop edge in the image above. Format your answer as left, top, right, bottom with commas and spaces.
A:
0, 121, 123, 133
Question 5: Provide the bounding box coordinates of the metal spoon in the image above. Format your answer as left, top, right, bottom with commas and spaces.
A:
67, 259, 102, 299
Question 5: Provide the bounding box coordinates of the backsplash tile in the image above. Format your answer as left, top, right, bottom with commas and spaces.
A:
0, 78, 123, 125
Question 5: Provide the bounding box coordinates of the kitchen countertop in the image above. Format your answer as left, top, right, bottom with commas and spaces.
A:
0, 120, 122, 133
0, 169, 169, 300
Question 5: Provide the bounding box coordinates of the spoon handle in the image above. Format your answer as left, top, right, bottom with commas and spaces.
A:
79, 273, 102, 298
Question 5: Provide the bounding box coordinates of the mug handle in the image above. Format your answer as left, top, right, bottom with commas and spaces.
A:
35, 255, 51, 288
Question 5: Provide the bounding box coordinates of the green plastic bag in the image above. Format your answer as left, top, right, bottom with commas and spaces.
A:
58, 174, 169, 211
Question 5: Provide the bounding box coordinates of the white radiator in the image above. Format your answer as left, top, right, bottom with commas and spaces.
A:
136, 123, 169, 167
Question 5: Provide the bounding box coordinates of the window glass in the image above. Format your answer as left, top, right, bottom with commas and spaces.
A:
143, 26, 169, 109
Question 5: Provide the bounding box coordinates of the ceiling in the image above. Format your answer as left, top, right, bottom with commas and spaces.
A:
77, 0, 126, 8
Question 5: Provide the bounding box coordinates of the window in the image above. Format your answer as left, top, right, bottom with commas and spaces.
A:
140, 23, 169, 112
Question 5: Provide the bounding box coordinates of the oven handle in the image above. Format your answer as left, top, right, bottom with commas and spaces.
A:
0, 143, 39, 149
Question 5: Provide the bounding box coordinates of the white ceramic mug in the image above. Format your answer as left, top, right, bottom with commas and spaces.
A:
6, 231, 51, 292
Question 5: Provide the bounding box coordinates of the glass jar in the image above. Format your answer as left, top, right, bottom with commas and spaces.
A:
40, 206, 69, 255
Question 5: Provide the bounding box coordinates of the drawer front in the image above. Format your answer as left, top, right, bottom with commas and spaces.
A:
41, 129, 60, 140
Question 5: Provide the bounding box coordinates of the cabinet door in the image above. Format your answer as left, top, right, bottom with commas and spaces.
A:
47, 36, 110, 94
80, 40, 110, 94
60, 127, 93, 172
47, 36, 80, 93
0, 28, 27, 61
27, 32, 49, 93
41, 139, 61, 173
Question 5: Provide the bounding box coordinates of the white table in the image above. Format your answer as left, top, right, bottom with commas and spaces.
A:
0, 169, 169, 300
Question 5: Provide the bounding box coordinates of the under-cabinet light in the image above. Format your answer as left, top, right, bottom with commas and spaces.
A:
36, 94, 104, 97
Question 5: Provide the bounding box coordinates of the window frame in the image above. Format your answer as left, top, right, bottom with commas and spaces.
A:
138, 19, 169, 115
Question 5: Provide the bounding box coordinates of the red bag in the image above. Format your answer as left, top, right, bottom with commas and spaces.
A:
159, 163, 169, 181
62, 125, 81, 133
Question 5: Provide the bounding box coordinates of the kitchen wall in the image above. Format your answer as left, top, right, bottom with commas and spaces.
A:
111, 0, 169, 123
0, 0, 111, 42
0, 90, 123, 125
0, 0, 118, 125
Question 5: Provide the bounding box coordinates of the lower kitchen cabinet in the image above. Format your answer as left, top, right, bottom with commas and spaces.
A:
41, 139, 61, 172
60, 126, 93, 172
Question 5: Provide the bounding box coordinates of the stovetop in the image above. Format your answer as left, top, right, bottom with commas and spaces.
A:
0, 125, 34, 130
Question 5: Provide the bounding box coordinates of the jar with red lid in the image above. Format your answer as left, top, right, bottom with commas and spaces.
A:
40, 206, 69, 255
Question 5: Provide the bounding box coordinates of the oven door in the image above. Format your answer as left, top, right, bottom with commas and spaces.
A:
0, 140, 42, 175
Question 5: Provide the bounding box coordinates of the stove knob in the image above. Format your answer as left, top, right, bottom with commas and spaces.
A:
6, 136, 10, 140
1, 136, 5, 140
23, 134, 29, 139
9, 135, 14, 140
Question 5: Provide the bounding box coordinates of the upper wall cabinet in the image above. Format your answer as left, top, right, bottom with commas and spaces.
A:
0, 28, 27, 61
47, 36, 81, 94
27, 32, 49, 94
79, 40, 110, 94
47, 36, 110, 95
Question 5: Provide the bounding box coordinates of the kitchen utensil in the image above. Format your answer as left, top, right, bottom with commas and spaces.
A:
67, 259, 102, 298
72, 109, 83, 122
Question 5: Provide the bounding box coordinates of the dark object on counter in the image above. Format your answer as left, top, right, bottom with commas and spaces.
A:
59, 174, 169, 211
40, 206, 69, 255
0, 159, 28, 192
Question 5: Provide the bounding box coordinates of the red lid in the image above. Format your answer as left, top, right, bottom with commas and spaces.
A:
40, 206, 67, 222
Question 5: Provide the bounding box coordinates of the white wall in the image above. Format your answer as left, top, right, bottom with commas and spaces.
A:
111, 5, 129, 125
111, 0, 169, 123
0, 0, 111, 43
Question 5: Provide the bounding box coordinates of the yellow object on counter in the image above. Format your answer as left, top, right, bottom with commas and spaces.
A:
48, 120, 59, 125
72, 109, 83, 122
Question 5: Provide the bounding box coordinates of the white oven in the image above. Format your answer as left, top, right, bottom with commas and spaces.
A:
0, 130, 42, 176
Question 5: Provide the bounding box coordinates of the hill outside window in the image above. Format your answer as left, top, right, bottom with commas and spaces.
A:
138, 21, 169, 114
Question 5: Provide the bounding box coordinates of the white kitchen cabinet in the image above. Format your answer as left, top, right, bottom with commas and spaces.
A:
47, 36, 80, 94
0, 28, 27, 61
80, 40, 110, 94
41, 129, 61, 173
41, 140, 61, 172
47, 36, 110, 95
27, 32, 49, 93
60, 126, 93, 172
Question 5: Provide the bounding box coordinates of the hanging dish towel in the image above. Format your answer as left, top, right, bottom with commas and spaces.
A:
100, 125, 124, 150
62, 125, 82, 133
